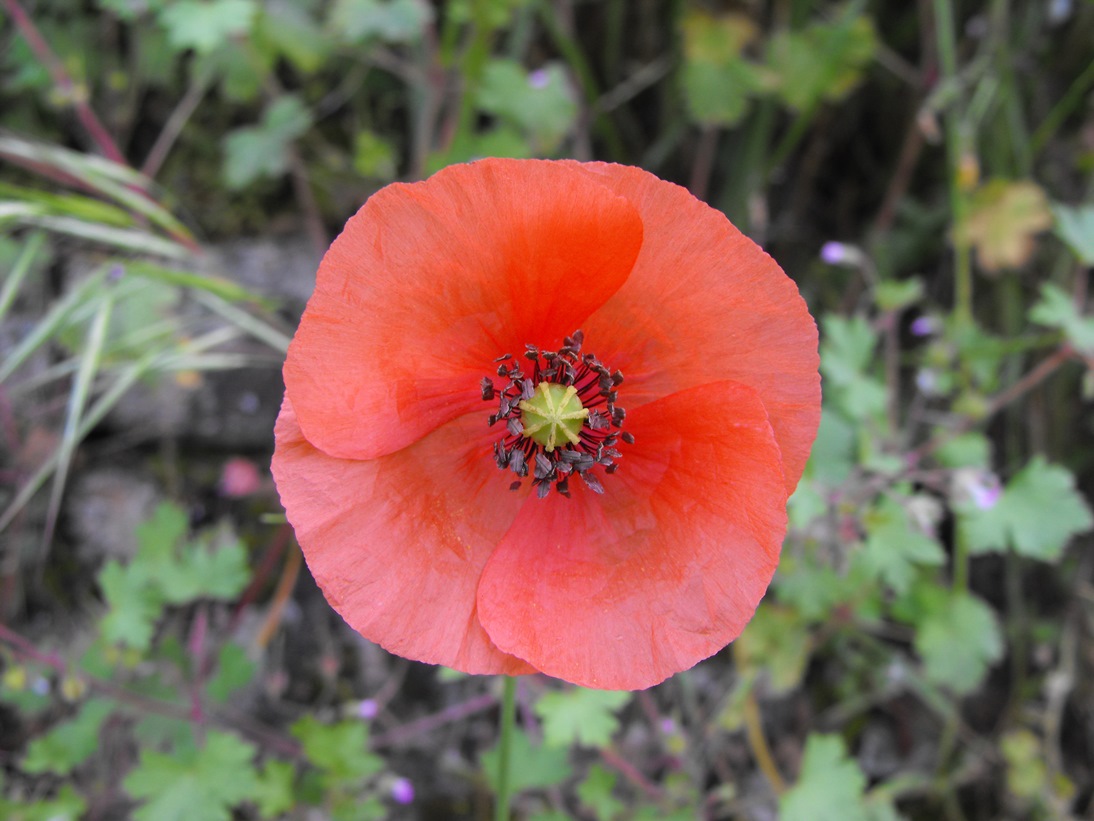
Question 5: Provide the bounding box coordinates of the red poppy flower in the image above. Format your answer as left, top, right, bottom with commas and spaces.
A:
272, 159, 819, 690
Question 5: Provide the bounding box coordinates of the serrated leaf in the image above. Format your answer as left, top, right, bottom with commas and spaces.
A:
123, 730, 259, 821
98, 559, 165, 650
820, 316, 886, 421
780, 734, 869, 821
159, 0, 257, 55
328, 0, 431, 44
21, 698, 114, 775
162, 531, 250, 603
1030, 283, 1094, 355
961, 456, 1093, 560
222, 96, 313, 189
253, 759, 297, 817
206, 641, 257, 703
764, 15, 877, 112
576, 764, 624, 820
915, 592, 1003, 693
961, 179, 1052, 272
136, 502, 188, 557
861, 496, 945, 594
255, 2, 329, 74
481, 728, 572, 792
292, 716, 383, 783
478, 60, 577, 151
680, 11, 761, 126
534, 687, 631, 749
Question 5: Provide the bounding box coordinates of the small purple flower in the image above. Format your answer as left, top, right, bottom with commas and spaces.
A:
819, 241, 865, 267
355, 698, 378, 720
819, 241, 848, 265
910, 316, 938, 337
969, 476, 1002, 510
660, 717, 677, 735
391, 777, 414, 805
952, 468, 1002, 511
528, 69, 550, 89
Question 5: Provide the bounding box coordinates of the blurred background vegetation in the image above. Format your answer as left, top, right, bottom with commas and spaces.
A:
1, 0, 1093, 819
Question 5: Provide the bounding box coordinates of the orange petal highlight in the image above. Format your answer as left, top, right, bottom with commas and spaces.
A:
574, 162, 820, 494
272, 397, 535, 676
476, 380, 787, 690
284, 159, 644, 461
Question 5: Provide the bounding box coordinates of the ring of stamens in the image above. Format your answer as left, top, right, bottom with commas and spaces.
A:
482, 330, 634, 498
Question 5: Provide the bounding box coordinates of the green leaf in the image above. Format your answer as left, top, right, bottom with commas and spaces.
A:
0, 784, 87, 821
222, 96, 313, 189
206, 641, 257, 703
875, 277, 924, 312
292, 716, 384, 783
481, 728, 572, 792
820, 316, 886, 422
162, 530, 250, 603
1052, 203, 1094, 265
780, 734, 869, 821
159, 0, 257, 55
680, 11, 761, 126
960, 456, 1093, 560
123, 730, 259, 821
21, 698, 114, 775
764, 14, 877, 112
328, 0, 431, 44
353, 131, 397, 180
135, 503, 188, 556
534, 687, 631, 749
915, 591, 1003, 693
98, 559, 165, 650
478, 60, 577, 151
734, 604, 811, 694
934, 432, 992, 469
861, 496, 945, 594
1002, 730, 1049, 801
1030, 283, 1094, 355
961, 179, 1053, 272
254, 2, 329, 74
253, 759, 297, 817
576, 764, 624, 821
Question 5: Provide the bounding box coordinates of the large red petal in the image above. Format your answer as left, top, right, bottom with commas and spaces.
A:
476, 381, 787, 690
285, 159, 644, 461
574, 162, 820, 494
272, 398, 535, 675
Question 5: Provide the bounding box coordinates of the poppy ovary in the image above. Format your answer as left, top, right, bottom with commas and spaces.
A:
483, 330, 633, 499
518, 382, 589, 451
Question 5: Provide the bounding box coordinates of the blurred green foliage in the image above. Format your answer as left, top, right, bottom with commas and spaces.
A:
2, 0, 1094, 818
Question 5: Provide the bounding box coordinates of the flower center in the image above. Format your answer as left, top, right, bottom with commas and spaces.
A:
482, 330, 633, 498
518, 383, 588, 452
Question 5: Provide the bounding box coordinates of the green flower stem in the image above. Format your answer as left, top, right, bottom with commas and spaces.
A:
932, 0, 973, 332
494, 676, 517, 821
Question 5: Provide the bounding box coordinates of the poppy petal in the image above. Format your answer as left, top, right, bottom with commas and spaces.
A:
476, 380, 787, 690
574, 162, 820, 494
272, 397, 535, 676
284, 159, 644, 461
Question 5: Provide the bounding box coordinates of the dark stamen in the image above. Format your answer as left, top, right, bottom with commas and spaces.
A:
482, 330, 633, 498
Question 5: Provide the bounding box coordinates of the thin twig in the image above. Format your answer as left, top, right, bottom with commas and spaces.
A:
141, 76, 209, 179
4, 0, 126, 164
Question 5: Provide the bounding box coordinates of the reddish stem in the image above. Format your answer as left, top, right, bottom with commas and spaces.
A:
4, 0, 126, 165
